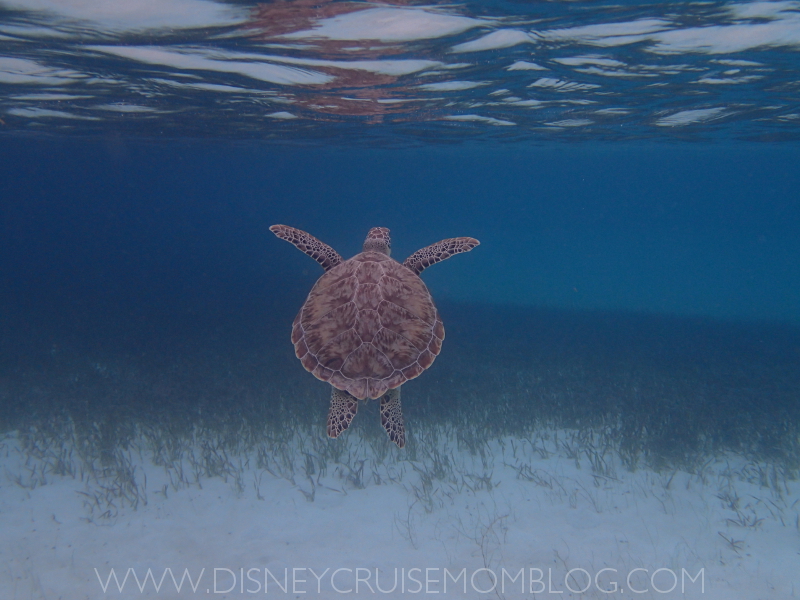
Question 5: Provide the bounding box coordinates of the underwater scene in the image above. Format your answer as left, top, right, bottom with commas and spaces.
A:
2, 1, 800, 598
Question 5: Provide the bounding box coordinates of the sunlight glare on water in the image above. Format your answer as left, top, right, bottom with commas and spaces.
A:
0, 0, 799, 141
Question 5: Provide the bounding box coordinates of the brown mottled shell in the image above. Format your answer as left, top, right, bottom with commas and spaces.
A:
292, 251, 444, 400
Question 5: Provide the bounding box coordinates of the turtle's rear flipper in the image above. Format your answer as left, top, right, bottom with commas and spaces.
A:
327, 388, 358, 439
380, 387, 405, 449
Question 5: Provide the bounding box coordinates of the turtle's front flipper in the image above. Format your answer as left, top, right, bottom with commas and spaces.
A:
327, 388, 358, 439
380, 387, 405, 449
270, 225, 343, 272
403, 237, 479, 275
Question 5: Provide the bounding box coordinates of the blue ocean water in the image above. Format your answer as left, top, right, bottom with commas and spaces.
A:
1, 4, 800, 596
0, 0, 800, 496
1, 0, 799, 326
2, 141, 799, 324
2, 0, 800, 451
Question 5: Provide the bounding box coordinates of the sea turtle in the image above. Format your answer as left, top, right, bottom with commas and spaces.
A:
270, 224, 479, 448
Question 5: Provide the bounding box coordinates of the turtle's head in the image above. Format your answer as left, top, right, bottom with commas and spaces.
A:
363, 227, 391, 256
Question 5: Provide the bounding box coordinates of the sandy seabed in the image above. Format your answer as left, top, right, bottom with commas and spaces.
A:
2, 426, 798, 600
